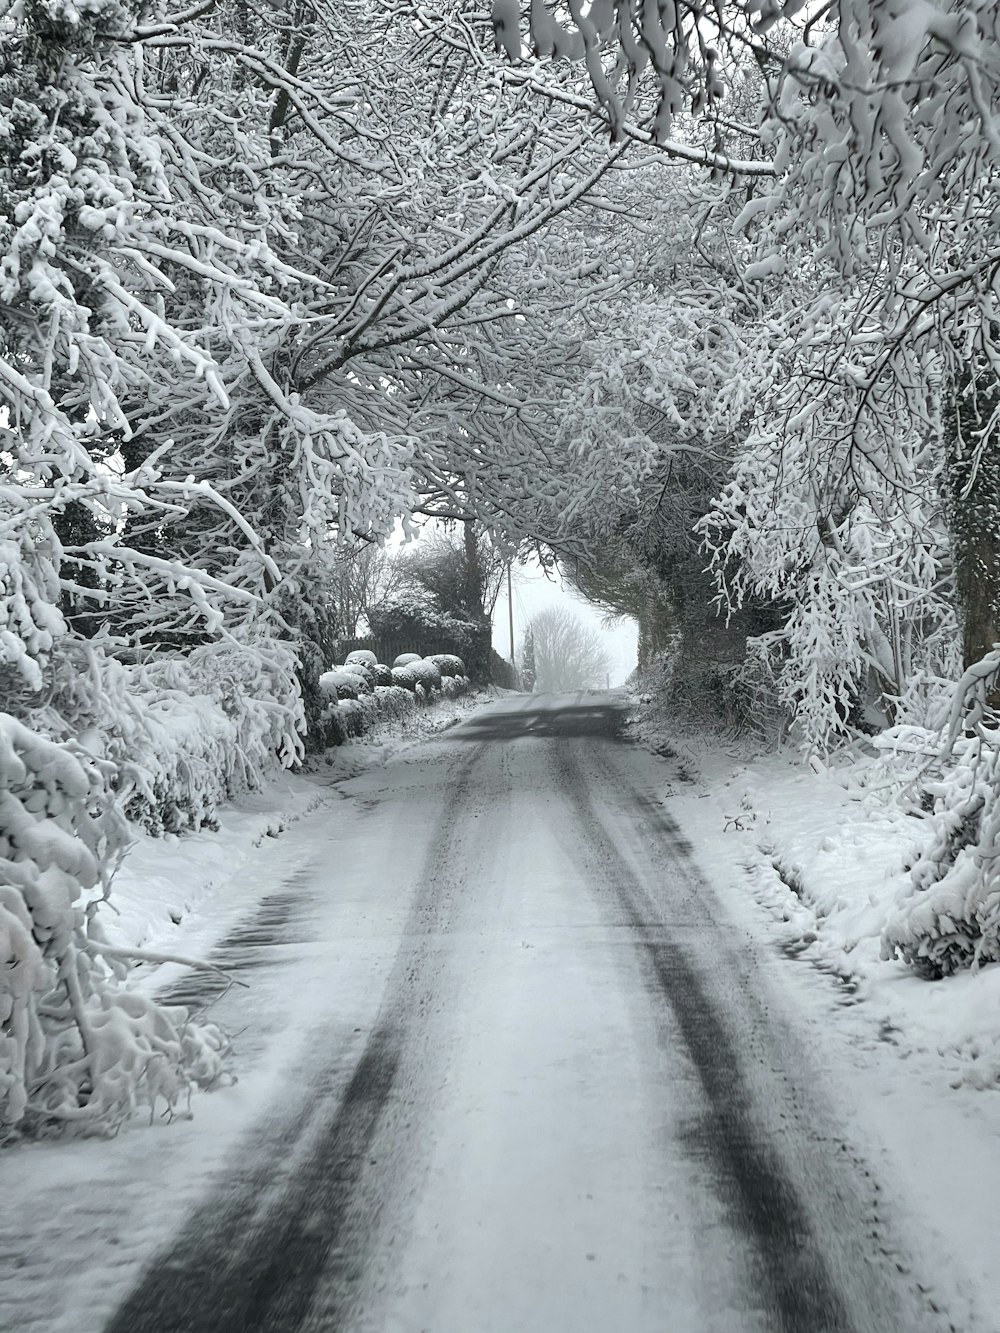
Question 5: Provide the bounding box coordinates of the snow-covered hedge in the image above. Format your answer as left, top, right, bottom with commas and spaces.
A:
319, 666, 373, 700
393, 652, 422, 668
116, 644, 300, 834
344, 650, 378, 669
21, 639, 301, 838
0, 715, 227, 1139
440, 674, 471, 699
391, 665, 419, 691
0, 633, 300, 1138
319, 673, 471, 747
409, 658, 442, 691
428, 653, 466, 678
327, 687, 418, 743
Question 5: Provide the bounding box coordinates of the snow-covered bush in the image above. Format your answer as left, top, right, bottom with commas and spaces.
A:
409, 658, 442, 691
323, 699, 362, 743
64, 642, 297, 835
393, 653, 422, 668
323, 685, 419, 744
345, 650, 378, 669
120, 645, 299, 834
428, 653, 466, 678
319, 666, 371, 700
346, 663, 376, 693
372, 663, 393, 687
391, 665, 419, 691
882, 653, 1000, 978
352, 686, 417, 728
441, 674, 471, 699
0, 715, 226, 1139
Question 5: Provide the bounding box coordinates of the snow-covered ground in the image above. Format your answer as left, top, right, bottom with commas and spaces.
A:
0, 689, 497, 1331
625, 697, 1000, 1326
3, 685, 1000, 1332
100, 690, 495, 973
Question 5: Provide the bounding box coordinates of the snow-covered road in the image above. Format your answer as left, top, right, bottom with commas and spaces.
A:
1, 693, 973, 1331
94, 692, 948, 1333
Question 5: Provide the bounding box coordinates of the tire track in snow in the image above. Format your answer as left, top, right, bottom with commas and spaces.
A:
553, 736, 929, 1333
103, 741, 498, 1333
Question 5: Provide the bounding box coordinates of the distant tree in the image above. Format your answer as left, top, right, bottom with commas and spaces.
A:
520, 628, 537, 692
327, 543, 405, 639
398, 525, 506, 623
526, 607, 610, 692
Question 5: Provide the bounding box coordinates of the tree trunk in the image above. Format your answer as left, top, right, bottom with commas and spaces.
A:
462, 520, 486, 621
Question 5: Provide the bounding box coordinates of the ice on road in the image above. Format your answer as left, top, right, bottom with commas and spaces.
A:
29, 694, 956, 1331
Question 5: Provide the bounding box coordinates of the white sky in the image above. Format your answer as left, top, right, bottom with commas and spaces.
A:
491, 556, 638, 687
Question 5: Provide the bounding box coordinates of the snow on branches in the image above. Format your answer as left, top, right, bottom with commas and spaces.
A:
882, 653, 1000, 979
0, 713, 226, 1139
699, 307, 959, 751
484, 0, 1000, 979
1, 0, 663, 1130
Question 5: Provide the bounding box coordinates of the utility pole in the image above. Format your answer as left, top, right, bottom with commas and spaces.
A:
507, 564, 515, 664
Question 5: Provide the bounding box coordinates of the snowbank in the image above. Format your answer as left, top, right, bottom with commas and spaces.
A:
626, 689, 1000, 1090
626, 680, 1000, 1322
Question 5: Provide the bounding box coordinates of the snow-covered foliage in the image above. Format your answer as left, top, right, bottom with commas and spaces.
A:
700, 376, 958, 751
0, 714, 226, 1138
881, 655, 1000, 978
327, 690, 411, 742
440, 674, 471, 699
320, 671, 471, 746
98, 645, 298, 834
408, 659, 442, 691
345, 651, 378, 670
393, 654, 423, 669
490, 0, 1000, 978
319, 667, 373, 701
428, 654, 466, 679
391, 665, 419, 692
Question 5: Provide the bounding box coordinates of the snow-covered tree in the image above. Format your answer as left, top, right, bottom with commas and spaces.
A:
525, 606, 610, 692
487, 1, 1000, 976
325, 544, 405, 641
0, 0, 652, 1130
519, 626, 537, 691
398, 526, 507, 624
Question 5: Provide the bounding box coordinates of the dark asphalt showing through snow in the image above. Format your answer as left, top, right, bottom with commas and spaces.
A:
104, 692, 941, 1333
